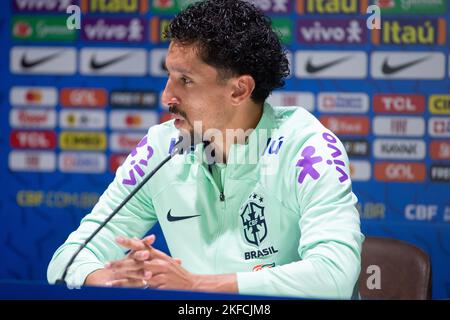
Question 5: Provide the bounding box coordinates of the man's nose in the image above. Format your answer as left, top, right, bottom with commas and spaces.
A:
161, 79, 180, 107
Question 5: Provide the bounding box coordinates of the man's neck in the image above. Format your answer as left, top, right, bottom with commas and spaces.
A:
211, 102, 263, 164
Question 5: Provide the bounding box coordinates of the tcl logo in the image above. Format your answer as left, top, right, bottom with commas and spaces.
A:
430, 141, 450, 160
375, 162, 426, 182
373, 94, 425, 114
320, 116, 370, 136
60, 88, 107, 108
405, 205, 438, 221
110, 154, 128, 172
10, 131, 56, 149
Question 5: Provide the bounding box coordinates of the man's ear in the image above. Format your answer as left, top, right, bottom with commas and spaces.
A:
230, 75, 255, 105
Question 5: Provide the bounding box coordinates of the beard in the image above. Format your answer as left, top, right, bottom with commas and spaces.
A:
168, 104, 188, 120
168, 104, 199, 145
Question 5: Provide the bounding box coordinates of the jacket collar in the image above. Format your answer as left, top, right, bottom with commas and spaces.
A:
191, 102, 277, 176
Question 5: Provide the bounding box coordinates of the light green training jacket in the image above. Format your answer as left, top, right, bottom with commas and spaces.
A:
47, 103, 364, 299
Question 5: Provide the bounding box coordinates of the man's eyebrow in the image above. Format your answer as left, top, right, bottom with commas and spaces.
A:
164, 60, 194, 75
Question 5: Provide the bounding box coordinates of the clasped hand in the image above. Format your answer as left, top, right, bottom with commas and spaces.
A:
103, 235, 195, 290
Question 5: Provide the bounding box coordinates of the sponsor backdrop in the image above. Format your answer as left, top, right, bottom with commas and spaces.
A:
0, 0, 449, 298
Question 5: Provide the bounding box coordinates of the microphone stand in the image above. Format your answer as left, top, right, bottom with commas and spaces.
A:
55, 136, 189, 285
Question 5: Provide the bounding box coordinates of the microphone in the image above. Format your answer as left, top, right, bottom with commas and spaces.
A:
55, 135, 192, 285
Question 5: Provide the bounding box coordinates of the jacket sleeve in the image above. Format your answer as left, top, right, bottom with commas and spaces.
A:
236, 131, 364, 299
47, 133, 159, 288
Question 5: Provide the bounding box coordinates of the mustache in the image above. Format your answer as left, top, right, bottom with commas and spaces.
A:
168, 104, 187, 119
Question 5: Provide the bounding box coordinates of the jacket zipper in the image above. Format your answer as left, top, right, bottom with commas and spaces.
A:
208, 163, 226, 202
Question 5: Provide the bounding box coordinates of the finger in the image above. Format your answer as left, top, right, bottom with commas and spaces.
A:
105, 258, 146, 272
174, 258, 182, 265
143, 259, 170, 275
146, 274, 166, 289
131, 249, 151, 262
130, 248, 171, 262
106, 278, 149, 288
142, 234, 156, 247
145, 246, 171, 261
110, 268, 148, 280
116, 236, 147, 251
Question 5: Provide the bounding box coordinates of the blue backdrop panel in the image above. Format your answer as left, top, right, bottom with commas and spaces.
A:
0, 0, 449, 298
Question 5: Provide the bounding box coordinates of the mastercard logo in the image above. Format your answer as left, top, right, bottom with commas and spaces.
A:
25, 90, 43, 103
125, 115, 142, 126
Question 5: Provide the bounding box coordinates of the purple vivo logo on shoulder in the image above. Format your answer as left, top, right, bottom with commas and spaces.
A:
122, 135, 154, 186
296, 132, 349, 185
296, 146, 323, 184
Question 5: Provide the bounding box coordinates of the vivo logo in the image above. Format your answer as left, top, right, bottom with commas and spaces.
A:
13, 0, 76, 12
297, 19, 366, 44
81, 17, 146, 42
247, 0, 291, 13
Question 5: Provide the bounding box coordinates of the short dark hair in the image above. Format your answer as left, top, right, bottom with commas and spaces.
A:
165, 0, 290, 103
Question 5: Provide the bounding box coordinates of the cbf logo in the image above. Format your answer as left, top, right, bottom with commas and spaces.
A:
240, 193, 267, 247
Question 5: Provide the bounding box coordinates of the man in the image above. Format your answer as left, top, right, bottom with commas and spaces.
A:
48, 0, 363, 299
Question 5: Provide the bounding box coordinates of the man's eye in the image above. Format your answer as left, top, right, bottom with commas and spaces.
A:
181, 77, 192, 85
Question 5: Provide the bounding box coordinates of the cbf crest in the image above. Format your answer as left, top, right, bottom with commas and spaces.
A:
240, 193, 267, 247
